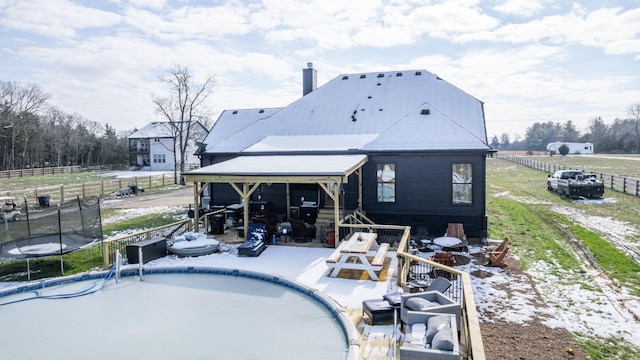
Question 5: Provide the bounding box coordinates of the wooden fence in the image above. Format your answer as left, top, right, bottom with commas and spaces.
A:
498, 155, 640, 197
0, 165, 82, 179
2, 173, 172, 206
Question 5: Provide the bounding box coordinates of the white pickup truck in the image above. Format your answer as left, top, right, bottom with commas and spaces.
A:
547, 170, 604, 199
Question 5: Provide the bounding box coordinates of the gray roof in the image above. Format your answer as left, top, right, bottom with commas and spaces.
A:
129, 121, 209, 139
187, 154, 368, 177
202, 69, 489, 154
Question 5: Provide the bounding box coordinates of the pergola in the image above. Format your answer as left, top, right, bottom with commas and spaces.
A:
183, 154, 368, 246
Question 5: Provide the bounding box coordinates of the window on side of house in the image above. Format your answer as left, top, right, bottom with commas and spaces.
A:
452, 163, 472, 204
376, 163, 396, 203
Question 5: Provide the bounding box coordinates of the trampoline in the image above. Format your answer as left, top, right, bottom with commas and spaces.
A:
0, 266, 358, 360
0, 197, 102, 261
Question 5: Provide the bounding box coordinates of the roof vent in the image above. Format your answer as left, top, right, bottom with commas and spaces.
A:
342, 75, 349, 80
360, 74, 366, 79
367, 95, 372, 99
396, 72, 402, 76
377, 73, 384, 78
421, 109, 430, 115
259, 109, 264, 113
415, 71, 422, 76
232, 110, 238, 114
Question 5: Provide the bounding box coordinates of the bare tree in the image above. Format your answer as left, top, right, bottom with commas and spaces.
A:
627, 104, 640, 153
152, 65, 214, 184
0, 81, 50, 169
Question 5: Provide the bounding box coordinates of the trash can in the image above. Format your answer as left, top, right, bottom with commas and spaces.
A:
37, 195, 50, 208
208, 214, 224, 235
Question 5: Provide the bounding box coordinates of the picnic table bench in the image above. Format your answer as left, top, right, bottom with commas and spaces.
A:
325, 232, 389, 281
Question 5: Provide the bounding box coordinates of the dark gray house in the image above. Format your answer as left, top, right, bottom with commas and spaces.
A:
187, 64, 493, 239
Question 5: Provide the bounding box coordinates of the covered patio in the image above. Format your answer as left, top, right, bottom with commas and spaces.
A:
183, 154, 369, 247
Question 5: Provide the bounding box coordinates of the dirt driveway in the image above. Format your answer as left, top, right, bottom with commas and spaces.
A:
101, 186, 194, 210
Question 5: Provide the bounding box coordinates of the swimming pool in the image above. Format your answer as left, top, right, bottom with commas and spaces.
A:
0, 267, 358, 359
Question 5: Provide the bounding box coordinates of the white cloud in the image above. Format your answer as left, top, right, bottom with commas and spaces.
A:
129, 0, 166, 10
0, 0, 121, 39
492, 0, 545, 17
0, 0, 637, 138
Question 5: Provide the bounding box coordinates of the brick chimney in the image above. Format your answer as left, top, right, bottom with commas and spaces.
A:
302, 62, 317, 96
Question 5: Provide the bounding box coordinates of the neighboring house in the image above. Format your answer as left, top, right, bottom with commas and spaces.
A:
128, 121, 209, 171
189, 64, 493, 239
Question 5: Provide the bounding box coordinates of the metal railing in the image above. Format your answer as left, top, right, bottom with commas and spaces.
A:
101, 219, 192, 267
498, 155, 640, 197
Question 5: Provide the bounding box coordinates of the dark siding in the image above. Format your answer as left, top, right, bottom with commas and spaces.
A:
198, 151, 488, 238
362, 152, 487, 238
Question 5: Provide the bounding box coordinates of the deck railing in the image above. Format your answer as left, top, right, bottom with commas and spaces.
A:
336, 213, 486, 360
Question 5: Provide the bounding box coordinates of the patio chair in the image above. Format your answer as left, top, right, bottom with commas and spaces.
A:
489, 246, 509, 267
483, 237, 509, 253
237, 222, 268, 257
426, 276, 452, 293
289, 218, 316, 242
400, 290, 461, 328
400, 312, 460, 360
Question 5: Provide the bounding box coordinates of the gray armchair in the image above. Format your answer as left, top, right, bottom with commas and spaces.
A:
400, 312, 460, 360
400, 290, 461, 328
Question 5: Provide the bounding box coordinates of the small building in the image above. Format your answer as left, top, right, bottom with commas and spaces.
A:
187, 64, 493, 239
128, 121, 209, 171
546, 142, 594, 155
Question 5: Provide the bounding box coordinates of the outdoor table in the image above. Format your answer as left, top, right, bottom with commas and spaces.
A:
326, 232, 384, 280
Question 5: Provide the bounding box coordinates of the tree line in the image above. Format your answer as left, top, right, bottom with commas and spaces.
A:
2, 66, 213, 174
1, 80, 130, 171
491, 104, 640, 153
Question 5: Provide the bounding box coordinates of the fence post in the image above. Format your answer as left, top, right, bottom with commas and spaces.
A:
101, 181, 104, 198
623, 177, 627, 194
103, 242, 110, 268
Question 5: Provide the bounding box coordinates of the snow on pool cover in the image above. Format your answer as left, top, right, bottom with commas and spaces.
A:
0, 268, 353, 360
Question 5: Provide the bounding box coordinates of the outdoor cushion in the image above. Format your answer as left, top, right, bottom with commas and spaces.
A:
405, 297, 438, 311
431, 326, 454, 351
410, 323, 426, 343
426, 314, 452, 343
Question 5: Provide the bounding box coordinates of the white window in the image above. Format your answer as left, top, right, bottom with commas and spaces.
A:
376, 164, 395, 203
452, 163, 472, 204
153, 154, 166, 163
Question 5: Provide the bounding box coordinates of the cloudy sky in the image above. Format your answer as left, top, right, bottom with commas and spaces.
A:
1, 0, 639, 140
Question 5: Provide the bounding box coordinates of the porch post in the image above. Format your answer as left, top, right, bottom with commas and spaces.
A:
193, 182, 199, 232
243, 183, 250, 233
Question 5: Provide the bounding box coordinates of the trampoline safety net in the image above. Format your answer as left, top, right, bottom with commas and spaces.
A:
0, 197, 103, 260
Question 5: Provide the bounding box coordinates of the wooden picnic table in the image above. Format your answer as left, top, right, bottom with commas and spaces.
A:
325, 232, 389, 281
342, 232, 378, 253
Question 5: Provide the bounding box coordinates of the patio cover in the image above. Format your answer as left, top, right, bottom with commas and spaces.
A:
183, 154, 368, 239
